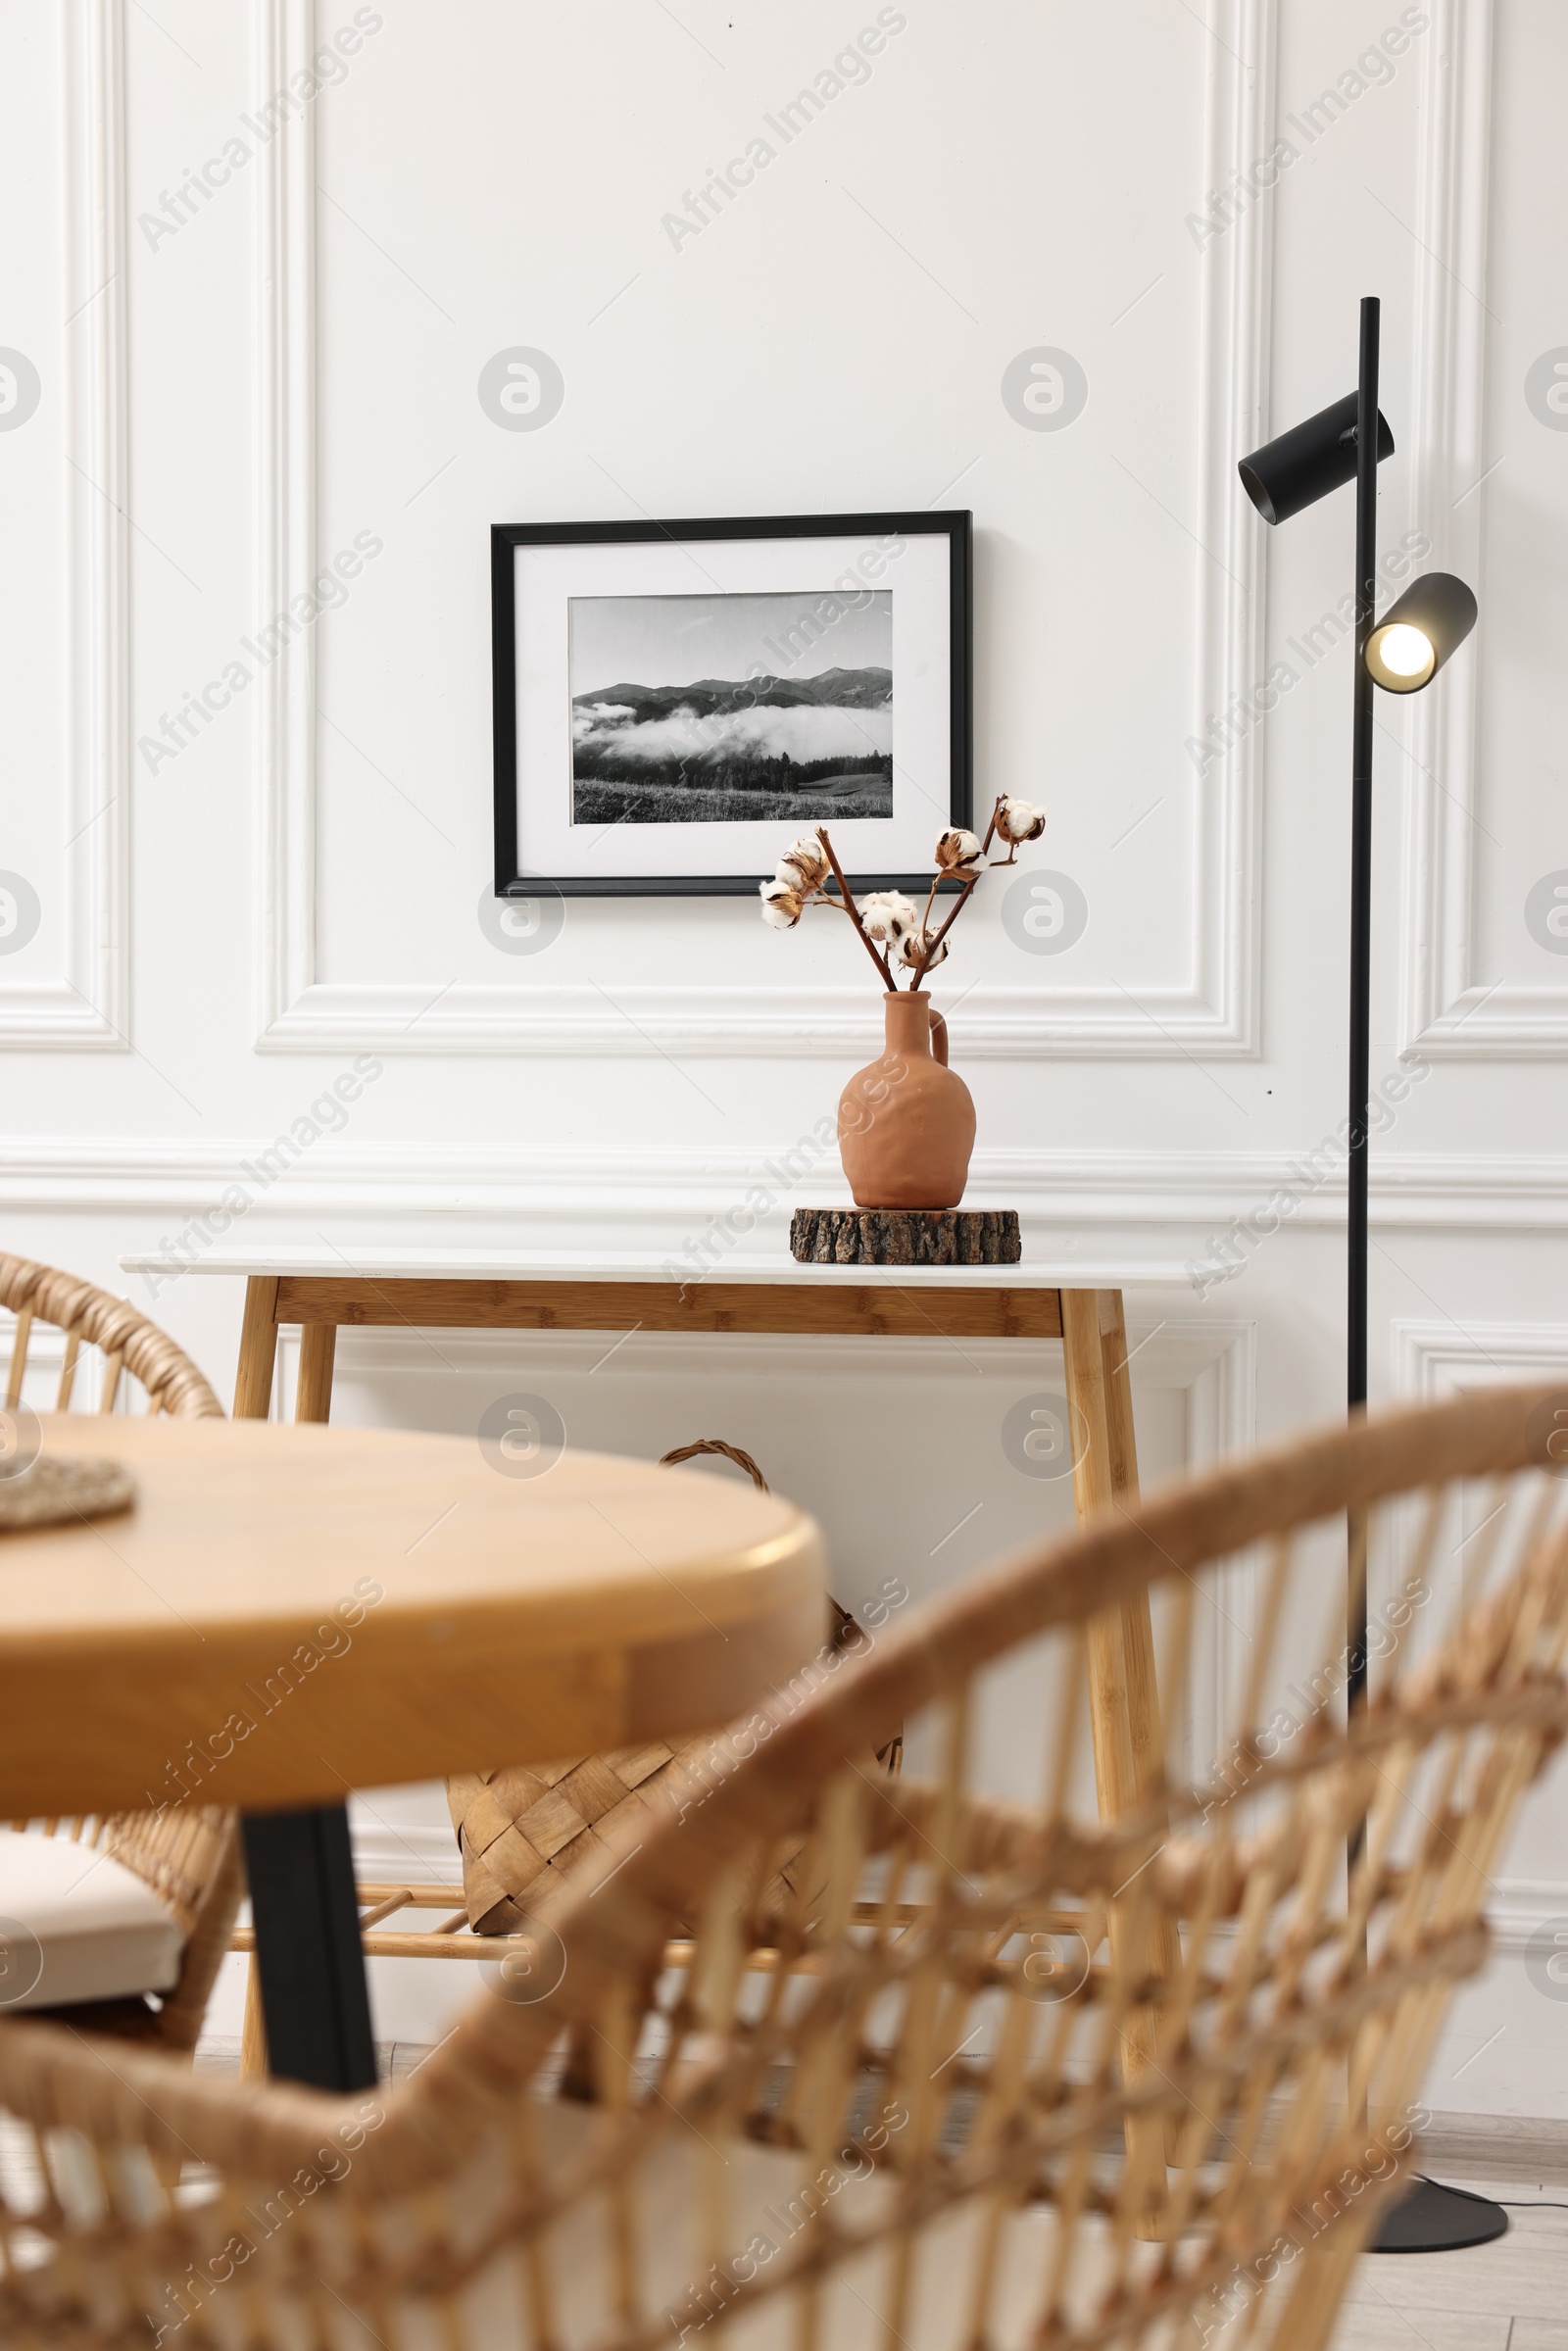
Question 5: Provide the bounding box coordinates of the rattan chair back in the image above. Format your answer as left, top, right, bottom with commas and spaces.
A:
2, 1383, 1567, 2350
1, 1251, 236, 2048
0, 1251, 222, 1419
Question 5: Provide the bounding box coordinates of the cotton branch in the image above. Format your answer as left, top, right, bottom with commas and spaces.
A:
906, 797, 1004, 989
906, 872, 980, 989
815, 825, 894, 990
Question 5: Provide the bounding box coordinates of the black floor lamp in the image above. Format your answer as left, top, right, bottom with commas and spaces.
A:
1239, 296, 1488, 2256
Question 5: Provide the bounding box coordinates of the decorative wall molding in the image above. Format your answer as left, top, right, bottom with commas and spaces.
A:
1138, 1318, 1256, 1466
1189, 0, 1275, 1063
1392, 1316, 1568, 1617
1124, 1318, 1256, 1782
254, 0, 316, 1041
1389, 1319, 1568, 1965
3, 1137, 1567, 1235
1396, 0, 1549, 1056
257, 976, 1239, 1062
1396, 1316, 1568, 1399
1446, 1880, 1568, 1958
252, 0, 1274, 1059
346, 1818, 460, 1887
274, 1315, 1252, 1410
4, 0, 129, 1050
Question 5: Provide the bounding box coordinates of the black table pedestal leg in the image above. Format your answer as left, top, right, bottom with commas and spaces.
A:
241, 1804, 376, 2092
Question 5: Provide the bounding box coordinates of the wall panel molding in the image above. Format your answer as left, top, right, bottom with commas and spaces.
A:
1396, 0, 1551, 1056
3, 1136, 1563, 1236
1189, 0, 1276, 1062
4, 0, 129, 1049
254, 0, 317, 1039
252, 0, 1275, 1059
1396, 1315, 1568, 1397
276, 1315, 1252, 1408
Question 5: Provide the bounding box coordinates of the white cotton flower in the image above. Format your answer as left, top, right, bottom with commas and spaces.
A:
777, 834, 830, 893
934, 827, 984, 878
900, 929, 949, 971
760, 875, 804, 929
996, 795, 1046, 846
858, 890, 919, 945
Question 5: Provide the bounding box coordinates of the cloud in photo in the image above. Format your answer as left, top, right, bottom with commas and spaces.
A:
572, 701, 891, 766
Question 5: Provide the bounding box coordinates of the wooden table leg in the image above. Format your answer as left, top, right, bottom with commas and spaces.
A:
232, 1288, 340, 2078
233, 1276, 279, 1420
241, 1806, 376, 2092
234, 1275, 279, 2077
296, 1323, 337, 1423
239, 1961, 270, 2082
1060, 1288, 1165, 1811
1060, 1287, 1179, 2191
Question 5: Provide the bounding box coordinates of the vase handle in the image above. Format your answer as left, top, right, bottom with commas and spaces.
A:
928, 1007, 949, 1066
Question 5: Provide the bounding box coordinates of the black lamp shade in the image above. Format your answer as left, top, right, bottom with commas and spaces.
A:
1364, 570, 1478, 693
1238, 391, 1395, 525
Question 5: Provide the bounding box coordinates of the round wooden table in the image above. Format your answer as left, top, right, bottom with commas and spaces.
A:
0, 1415, 824, 2087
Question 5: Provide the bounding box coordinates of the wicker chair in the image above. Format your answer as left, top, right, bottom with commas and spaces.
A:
2, 1382, 1566, 2351
0, 1252, 238, 2050
0, 1252, 222, 1422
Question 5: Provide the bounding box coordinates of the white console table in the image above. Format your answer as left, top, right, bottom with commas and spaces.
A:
122, 1245, 1194, 1835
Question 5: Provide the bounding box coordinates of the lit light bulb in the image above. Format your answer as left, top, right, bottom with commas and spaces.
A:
1365, 574, 1476, 693
1374, 623, 1433, 678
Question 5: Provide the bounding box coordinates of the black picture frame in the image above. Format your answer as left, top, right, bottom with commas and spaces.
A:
491, 509, 972, 899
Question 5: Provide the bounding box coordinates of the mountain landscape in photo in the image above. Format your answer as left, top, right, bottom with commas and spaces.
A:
571, 664, 894, 826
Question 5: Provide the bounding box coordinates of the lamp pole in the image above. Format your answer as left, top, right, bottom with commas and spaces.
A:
1348, 298, 1378, 1431
1238, 298, 1488, 2253
1347, 296, 1379, 1722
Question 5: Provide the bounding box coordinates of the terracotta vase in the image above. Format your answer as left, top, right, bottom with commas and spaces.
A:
838, 993, 976, 1210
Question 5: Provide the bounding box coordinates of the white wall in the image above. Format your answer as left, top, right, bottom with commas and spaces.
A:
5, 0, 1568, 2102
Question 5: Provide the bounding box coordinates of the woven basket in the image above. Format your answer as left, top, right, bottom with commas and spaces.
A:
447, 1441, 896, 1933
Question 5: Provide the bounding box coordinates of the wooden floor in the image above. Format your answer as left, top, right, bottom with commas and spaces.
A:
196, 2034, 433, 2083
190, 2047, 1568, 2345
1337, 2175, 1568, 2351
1333, 2115, 1568, 2351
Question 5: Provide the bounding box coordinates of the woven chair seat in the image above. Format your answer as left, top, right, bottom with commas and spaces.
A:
448, 1439, 890, 1934
449, 1743, 686, 1934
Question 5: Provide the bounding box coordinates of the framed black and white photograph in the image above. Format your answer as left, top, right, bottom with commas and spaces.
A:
491, 511, 971, 897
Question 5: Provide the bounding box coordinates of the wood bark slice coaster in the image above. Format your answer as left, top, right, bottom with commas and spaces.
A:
0, 1455, 137, 1531
791, 1207, 1022, 1266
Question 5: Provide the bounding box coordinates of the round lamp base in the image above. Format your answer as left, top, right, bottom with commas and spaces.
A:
1372, 2176, 1508, 2253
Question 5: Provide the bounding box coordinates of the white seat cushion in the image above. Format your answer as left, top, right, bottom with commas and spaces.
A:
0, 1828, 182, 2011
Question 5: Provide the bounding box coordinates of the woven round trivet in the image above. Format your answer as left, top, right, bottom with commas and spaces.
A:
0, 1455, 137, 1531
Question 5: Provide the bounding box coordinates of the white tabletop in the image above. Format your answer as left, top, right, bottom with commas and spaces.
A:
122, 1245, 1198, 1292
